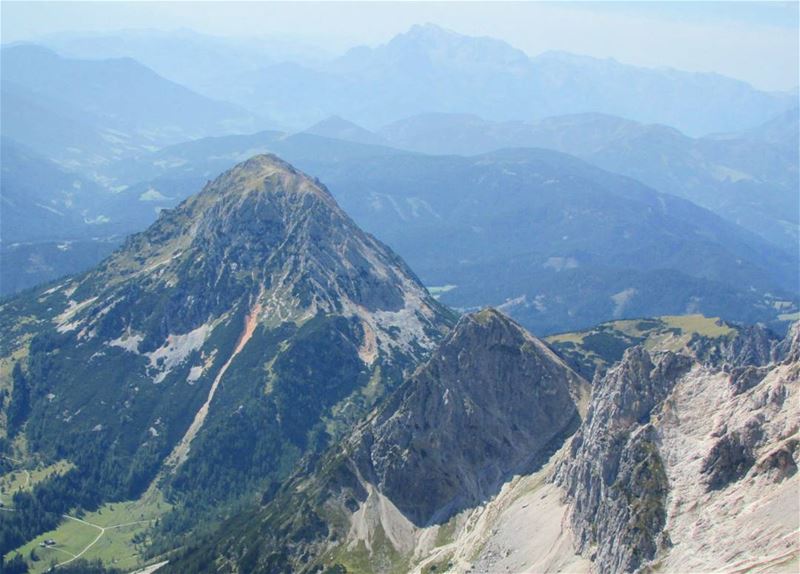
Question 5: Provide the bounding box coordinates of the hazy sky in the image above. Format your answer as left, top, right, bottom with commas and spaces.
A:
2, 1, 798, 91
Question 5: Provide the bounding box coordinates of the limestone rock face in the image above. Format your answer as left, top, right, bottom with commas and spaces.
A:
191, 309, 590, 573
554, 323, 800, 574
691, 322, 779, 369
351, 308, 589, 525
554, 348, 691, 573
775, 320, 800, 363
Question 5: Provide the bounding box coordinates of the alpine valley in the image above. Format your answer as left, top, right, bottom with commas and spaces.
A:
1, 155, 798, 573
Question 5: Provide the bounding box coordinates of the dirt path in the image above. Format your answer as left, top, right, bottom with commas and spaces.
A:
2, 445, 158, 568
54, 515, 104, 566
43, 545, 77, 559
164, 288, 264, 468
53, 516, 154, 568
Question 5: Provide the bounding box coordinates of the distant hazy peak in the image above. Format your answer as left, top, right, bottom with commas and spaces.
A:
303, 114, 386, 146
377, 22, 531, 63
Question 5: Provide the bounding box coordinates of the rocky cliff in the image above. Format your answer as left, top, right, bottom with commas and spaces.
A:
163, 321, 798, 574
552, 323, 799, 573
349, 308, 589, 527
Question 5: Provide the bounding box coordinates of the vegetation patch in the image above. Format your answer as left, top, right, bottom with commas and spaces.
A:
546, 314, 737, 379
0, 460, 74, 506
6, 489, 168, 574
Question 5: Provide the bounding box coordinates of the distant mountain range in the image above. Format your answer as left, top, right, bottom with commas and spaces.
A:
374, 108, 800, 252
1, 20, 798, 574
0, 138, 125, 294
1, 27, 796, 328
0, 138, 108, 244
32, 24, 798, 135
0, 44, 266, 168
39, 28, 331, 99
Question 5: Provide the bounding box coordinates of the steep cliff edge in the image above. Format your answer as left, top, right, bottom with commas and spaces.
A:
553, 323, 799, 573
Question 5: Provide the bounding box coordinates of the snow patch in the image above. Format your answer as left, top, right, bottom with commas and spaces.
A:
108, 332, 144, 354
139, 187, 172, 202
543, 256, 579, 271
145, 324, 211, 384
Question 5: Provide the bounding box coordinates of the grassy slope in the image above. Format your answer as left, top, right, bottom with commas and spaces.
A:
545, 314, 736, 379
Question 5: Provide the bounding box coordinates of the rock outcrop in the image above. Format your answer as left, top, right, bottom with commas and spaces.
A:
554, 322, 800, 574
189, 309, 590, 573
350, 308, 589, 526
554, 348, 691, 573
164, 321, 800, 574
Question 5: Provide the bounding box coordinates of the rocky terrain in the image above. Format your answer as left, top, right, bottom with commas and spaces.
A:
165, 316, 799, 573
466, 322, 799, 574
346, 309, 588, 527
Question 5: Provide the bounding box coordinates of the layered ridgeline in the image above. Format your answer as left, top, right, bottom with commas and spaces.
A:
378, 109, 800, 253
1, 45, 264, 168
0, 155, 453, 562
81, 134, 800, 335
165, 317, 799, 574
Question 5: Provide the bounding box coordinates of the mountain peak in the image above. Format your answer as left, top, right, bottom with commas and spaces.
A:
197, 152, 335, 205
212, 152, 298, 184
63, 153, 449, 359
233, 152, 295, 173
302, 115, 386, 146
469, 306, 510, 326
386, 22, 528, 63
404, 22, 458, 40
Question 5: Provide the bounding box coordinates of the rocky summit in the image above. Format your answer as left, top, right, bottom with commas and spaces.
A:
348, 308, 589, 527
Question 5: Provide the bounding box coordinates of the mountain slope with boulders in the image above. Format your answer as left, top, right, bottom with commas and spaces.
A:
165, 318, 799, 574
0, 154, 453, 561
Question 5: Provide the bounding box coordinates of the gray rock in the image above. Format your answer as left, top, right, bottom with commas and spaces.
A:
554, 347, 691, 573
350, 308, 589, 525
